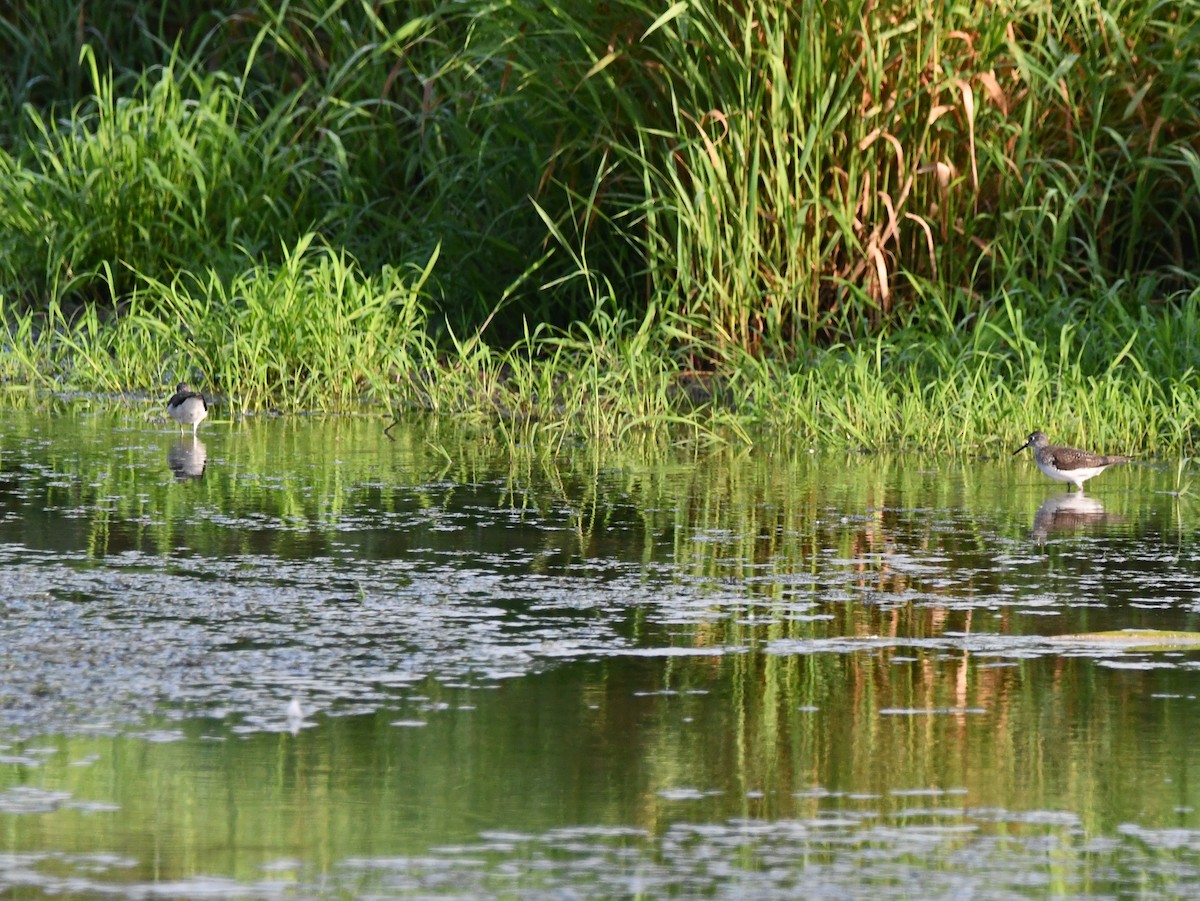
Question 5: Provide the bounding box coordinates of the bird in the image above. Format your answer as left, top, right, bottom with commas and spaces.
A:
1013, 431, 1132, 492
166, 382, 209, 436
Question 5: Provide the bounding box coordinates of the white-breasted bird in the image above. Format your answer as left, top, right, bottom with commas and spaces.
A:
166, 382, 209, 436
1013, 431, 1132, 492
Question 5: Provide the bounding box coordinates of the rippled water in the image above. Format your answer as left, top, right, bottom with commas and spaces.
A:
2, 405, 1200, 898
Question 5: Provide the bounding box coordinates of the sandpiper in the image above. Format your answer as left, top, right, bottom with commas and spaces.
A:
166, 382, 209, 436
1013, 431, 1132, 492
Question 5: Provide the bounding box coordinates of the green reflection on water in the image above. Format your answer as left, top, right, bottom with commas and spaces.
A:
3, 653, 1200, 890
1, 406, 1200, 896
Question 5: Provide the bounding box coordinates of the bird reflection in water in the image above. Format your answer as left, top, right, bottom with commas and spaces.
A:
1031, 492, 1120, 541
168, 436, 207, 480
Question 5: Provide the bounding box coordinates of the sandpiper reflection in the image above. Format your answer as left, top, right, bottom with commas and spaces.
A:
1031, 492, 1118, 541
168, 436, 207, 480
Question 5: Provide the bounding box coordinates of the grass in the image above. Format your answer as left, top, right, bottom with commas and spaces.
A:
4, 240, 1200, 454
400, 282, 1200, 455
0, 234, 437, 411
0, 0, 1199, 452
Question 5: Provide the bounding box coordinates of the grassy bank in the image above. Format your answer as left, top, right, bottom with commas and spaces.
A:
0, 0, 1198, 452
4, 255, 1197, 454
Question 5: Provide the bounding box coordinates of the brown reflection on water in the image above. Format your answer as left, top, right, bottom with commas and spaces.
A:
1030, 493, 1123, 541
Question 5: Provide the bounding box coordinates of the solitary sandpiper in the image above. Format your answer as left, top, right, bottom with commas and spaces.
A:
166, 382, 209, 436
1013, 431, 1131, 492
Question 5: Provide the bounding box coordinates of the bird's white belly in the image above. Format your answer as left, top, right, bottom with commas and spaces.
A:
1036, 459, 1103, 483
170, 398, 208, 426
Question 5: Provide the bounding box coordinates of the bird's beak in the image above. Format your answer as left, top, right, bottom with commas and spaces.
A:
1013, 438, 1030, 456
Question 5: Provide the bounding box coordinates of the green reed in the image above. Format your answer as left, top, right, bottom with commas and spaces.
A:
0, 46, 361, 307
3, 0, 1196, 336
135, 236, 438, 411
482, 0, 1200, 343
0, 1, 1197, 451
2, 236, 436, 411
6, 270, 1200, 453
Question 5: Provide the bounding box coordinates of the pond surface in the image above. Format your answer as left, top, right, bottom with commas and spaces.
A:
2, 404, 1200, 898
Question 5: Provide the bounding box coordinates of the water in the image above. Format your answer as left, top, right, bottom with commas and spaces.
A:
2, 405, 1200, 898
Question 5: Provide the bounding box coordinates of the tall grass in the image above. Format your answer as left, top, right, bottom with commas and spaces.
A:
498, 0, 1200, 346
0, 44, 373, 306
8, 0, 1198, 337
0, 235, 437, 410
0, 0, 1197, 449
4, 263, 1200, 452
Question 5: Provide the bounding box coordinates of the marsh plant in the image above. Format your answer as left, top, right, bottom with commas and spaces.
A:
0, 0, 1198, 451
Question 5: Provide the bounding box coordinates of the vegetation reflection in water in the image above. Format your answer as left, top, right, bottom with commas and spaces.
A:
1, 407, 1200, 898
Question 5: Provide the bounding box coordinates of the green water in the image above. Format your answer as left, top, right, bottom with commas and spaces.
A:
1, 405, 1200, 898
